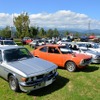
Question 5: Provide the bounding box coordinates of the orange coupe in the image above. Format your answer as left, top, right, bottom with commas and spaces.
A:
31, 45, 92, 72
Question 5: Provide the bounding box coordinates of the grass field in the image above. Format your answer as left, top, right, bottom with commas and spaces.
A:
0, 45, 100, 100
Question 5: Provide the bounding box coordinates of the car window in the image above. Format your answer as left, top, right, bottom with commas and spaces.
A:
86, 44, 92, 48
40, 47, 47, 52
71, 45, 79, 50
48, 47, 60, 54
0, 50, 2, 61
4, 48, 33, 62
81, 48, 88, 51
3, 41, 16, 45
59, 46, 73, 54
0, 41, 3, 45
92, 44, 99, 48
77, 43, 86, 47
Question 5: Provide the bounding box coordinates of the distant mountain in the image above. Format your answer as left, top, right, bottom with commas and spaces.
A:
58, 28, 100, 35
0, 26, 100, 35
83, 29, 100, 34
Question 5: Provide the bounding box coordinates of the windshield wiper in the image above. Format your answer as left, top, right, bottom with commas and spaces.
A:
7, 59, 18, 62
18, 57, 28, 61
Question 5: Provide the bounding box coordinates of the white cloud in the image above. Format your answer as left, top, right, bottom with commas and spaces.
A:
0, 10, 100, 29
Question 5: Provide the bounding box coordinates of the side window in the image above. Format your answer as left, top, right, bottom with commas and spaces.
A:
48, 47, 60, 54
40, 47, 47, 52
0, 50, 2, 61
48, 47, 55, 53
54, 48, 60, 54
1, 41, 3, 45
72, 45, 79, 50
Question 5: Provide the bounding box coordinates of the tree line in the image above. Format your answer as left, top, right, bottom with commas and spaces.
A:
0, 12, 60, 39
0, 12, 85, 39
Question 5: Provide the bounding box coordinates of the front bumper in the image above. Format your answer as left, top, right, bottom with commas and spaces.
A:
79, 58, 92, 67
19, 72, 58, 92
92, 58, 100, 63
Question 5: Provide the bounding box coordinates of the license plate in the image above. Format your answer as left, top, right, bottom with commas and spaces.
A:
45, 79, 53, 86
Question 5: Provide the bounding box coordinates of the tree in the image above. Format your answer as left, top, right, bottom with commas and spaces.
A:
74, 32, 80, 38
64, 31, 69, 37
0, 26, 11, 38
13, 12, 30, 38
29, 26, 39, 38
38, 28, 46, 38
46, 29, 53, 38
53, 28, 59, 37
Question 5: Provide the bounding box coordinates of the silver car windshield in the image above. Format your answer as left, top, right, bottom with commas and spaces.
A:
4, 48, 33, 62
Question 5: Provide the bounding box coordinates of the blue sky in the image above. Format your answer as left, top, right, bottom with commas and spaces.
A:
0, 0, 100, 29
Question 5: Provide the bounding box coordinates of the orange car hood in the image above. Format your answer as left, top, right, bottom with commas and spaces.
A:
73, 53, 91, 59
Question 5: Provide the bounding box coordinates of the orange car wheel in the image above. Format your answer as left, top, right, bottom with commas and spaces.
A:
65, 61, 76, 72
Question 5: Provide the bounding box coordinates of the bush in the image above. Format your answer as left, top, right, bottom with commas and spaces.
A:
16, 42, 23, 46
14, 38, 21, 42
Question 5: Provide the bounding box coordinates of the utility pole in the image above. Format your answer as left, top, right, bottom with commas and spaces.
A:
88, 20, 91, 34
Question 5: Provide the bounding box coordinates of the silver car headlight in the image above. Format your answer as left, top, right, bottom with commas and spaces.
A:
26, 77, 32, 82
52, 69, 57, 74
27, 76, 37, 82
32, 76, 37, 81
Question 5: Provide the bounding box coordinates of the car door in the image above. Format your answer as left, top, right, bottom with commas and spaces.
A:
0, 50, 4, 76
0, 50, 10, 79
46, 47, 63, 66
37, 46, 48, 60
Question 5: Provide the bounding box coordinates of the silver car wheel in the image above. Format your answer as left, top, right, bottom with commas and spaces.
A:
9, 75, 20, 92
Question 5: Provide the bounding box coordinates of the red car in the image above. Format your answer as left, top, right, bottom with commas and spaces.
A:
25, 39, 32, 44
31, 45, 92, 72
22, 37, 32, 45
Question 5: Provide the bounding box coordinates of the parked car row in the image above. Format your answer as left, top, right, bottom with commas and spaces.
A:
0, 39, 99, 93
29, 40, 100, 67
76, 42, 100, 52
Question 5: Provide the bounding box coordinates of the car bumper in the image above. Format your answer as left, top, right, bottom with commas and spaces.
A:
92, 59, 100, 63
79, 58, 92, 67
19, 72, 58, 92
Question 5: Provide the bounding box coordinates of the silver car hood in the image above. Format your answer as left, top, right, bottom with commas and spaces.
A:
7, 57, 57, 77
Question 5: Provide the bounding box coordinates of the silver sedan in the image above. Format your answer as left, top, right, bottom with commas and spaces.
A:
0, 46, 58, 92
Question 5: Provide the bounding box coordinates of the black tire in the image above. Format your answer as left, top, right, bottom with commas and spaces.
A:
8, 75, 20, 92
65, 61, 76, 72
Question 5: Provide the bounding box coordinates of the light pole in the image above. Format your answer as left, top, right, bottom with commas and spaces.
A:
88, 20, 91, 34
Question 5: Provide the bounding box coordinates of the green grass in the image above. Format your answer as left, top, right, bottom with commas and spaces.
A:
0, 45, 100, 100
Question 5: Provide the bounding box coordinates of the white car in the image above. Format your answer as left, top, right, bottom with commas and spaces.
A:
29, 40, 39, 48
0, 40, 18, 46
29, 39, 50, 48
67, 43, 100, 63
77, 42, 100, 52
